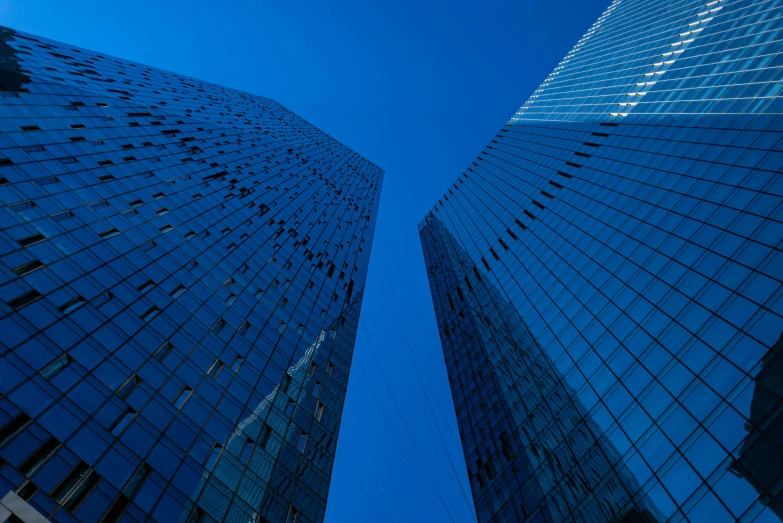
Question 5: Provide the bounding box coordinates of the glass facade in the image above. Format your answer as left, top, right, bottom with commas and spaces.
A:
0, 26, 382, 523
420, 0, 783, 522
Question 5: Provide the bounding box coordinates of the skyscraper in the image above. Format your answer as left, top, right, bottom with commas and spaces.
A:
0, 26, 382, 523
420, 0, 783, 521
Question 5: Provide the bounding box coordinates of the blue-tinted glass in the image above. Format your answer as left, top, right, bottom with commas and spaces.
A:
0, 24, 381, 523
420, 1, 783, 521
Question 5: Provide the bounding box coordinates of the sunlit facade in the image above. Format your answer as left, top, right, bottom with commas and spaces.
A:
0, 26, 382, 523
420, 0, 783, 521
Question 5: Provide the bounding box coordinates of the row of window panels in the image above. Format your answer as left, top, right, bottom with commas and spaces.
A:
456, 146, 780, 268
0, 357, 339, 485
0, 412, 323, 522
0, 149, 373, 250
0, 70, 336, 139
422, 233, 783, 516
447, 318, 767, 450
0, 183, 371, 281
1, 286, 355, 427
1, 194, 372, 354
437, 245, 775, 412
0, 116, 374, 202
1, 322, 349, 457
464, 407, 782, 522
498, 120, 783, 159
0, 145, 376, 277
435, 312, 781, 519
432, 174, 780, 366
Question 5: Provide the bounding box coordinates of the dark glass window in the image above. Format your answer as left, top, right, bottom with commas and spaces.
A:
110, 409, 136, 436
0, 414, 32, 447
19, 438, 61, 476
40, 354, 73, 380
116, 374, 141, 399
173, 387, 192, 409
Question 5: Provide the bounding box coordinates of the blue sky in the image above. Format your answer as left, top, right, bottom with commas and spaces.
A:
2, 0, 608, 520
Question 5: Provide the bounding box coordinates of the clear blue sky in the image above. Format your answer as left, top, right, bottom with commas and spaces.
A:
2, 1, 608, 520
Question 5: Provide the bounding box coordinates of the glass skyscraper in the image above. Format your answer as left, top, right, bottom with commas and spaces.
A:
420, 0, 783, 522
0, 26, 382, 523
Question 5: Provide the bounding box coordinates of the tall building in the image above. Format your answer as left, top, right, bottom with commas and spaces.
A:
0, 26, 382, 523
420, 0, 783, 521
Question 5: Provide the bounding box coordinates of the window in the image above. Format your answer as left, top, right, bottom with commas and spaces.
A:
17, 481, 39, 501
260, 425, 273, 449
9, 200, 34, 211
51, 462, 95, 509
40, 354, 73, 380
170, 285, 186, 298
211, 318, 226, 335
63, 469, 100, 512
116, 374, 141, 399
52, 210, 74, 222
36, 176, 59, 185
313, 382, 321, 398
123, 463, 149, 498
207, 360, 224, 378
281, 375, 291, 393
102, 496, 131, 522
7, 290, 42, 310
60, 296, 86, 314
154, 341, 173, 362
137, 280, 155, 294
238, 320, 250, 335
310, 362, 317, 376
19, 438, 60, 476
500, 432, 514, 460
110, 408, 136, 436
327, 362, 335, 376
315, 402, 325, 422
284, 399, 295, 417
141, 306, 160, 322
287, 506, 299, 523
12, 259, 44, 276
187, 507, 205, 523
240, 438, 254, 464
173, 387, 192, 409
205, 443, 222, 470
225, 293, 237, 305
297, 433, 308, 453
92, 291, 114, 308
0, 413, 32, 447
231, 355, 244, 372
159, 224, 173, 233
99, 227, 121, 239
17, 233, 46, 247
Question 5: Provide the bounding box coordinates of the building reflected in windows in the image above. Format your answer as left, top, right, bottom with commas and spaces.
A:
418, 0, 783, 520
421, 218, 662, 522
731, 333, 783, 521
